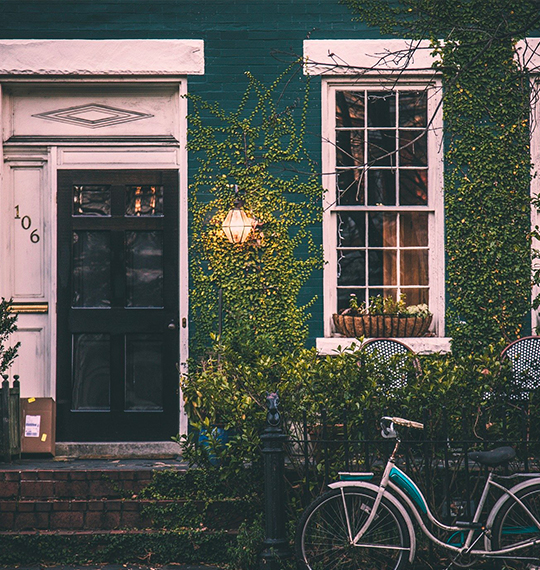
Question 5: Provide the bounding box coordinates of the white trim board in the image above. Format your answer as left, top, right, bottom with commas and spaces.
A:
317, 337, 452, 355
304, 38, 540, 76
0, 40, 204, 77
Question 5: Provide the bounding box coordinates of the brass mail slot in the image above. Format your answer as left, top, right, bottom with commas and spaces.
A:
9, 302, 48, 314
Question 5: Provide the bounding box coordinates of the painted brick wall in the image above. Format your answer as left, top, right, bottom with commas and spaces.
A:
0, 0, 379, 343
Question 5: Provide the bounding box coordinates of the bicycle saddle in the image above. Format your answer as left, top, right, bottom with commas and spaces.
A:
467, 446, 516, 467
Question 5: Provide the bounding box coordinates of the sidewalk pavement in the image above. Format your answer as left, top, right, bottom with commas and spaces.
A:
0, 565, 221, 570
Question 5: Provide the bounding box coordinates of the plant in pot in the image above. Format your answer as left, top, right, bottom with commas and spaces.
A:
333, 293, 433, 338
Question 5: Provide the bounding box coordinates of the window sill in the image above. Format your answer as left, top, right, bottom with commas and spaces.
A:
316, 336, 452, 355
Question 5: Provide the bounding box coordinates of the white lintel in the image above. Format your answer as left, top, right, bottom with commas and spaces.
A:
0, 39, 204, 77
303, 39, 438, 76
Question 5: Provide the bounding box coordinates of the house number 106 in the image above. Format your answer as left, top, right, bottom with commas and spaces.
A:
14, 205, 40, 243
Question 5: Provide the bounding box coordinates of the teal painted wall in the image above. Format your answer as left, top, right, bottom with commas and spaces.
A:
0, 0, 379, 344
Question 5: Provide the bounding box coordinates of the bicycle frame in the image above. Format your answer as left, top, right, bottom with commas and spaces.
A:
328, 437, 540, 559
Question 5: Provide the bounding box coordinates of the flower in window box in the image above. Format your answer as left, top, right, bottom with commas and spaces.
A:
333, 293, 432, 338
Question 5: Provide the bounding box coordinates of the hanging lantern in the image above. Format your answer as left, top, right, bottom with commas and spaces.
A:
222, 199, 253, 244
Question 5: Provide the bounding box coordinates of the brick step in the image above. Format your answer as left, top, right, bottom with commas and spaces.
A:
0, 470, 155, 499
0, 498, 250, 531
0, 528, 235, 567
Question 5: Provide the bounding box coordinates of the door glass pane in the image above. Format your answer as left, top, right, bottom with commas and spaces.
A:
126, 185, 164, 216
125, 334, 163, 411
72, 334, 111, 410
126, 231, 164, 307
72, 231, 111, 307
73, 185, 111, 216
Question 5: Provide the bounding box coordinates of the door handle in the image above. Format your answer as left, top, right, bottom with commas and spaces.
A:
167, 320, 177, 331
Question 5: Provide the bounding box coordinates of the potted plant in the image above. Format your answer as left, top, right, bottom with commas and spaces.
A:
333, 293, 433, 338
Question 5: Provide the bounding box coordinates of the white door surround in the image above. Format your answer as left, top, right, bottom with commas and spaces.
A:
0, 40, 204, 439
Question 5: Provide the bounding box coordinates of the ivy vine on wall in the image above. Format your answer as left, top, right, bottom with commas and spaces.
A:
188, 66, 323, 358
342, 0, 538, 354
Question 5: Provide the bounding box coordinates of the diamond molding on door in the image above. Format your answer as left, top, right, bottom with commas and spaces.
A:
33, 103, 153, 129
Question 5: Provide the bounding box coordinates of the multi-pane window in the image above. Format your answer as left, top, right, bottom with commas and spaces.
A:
329, 87, 437, 317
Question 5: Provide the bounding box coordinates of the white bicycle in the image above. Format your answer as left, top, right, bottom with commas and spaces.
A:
295, 416, 540, 570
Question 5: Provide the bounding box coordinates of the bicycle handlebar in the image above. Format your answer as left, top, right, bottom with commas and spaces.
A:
382, 416, 424, 430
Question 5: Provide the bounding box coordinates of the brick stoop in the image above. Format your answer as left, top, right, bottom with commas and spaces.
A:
0, 461, 239, 567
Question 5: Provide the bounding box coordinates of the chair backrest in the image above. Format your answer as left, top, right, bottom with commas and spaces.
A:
361, 338, 420, 392
501, 336, 540, 399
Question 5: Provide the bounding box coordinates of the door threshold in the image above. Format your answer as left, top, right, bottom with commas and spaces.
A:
55, 441, 181, 459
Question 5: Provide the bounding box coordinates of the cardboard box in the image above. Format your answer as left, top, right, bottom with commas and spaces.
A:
21, 398, 56, 455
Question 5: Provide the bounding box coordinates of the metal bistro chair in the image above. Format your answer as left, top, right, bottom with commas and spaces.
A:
500, 336, 540, 402
361, 338, 422, 394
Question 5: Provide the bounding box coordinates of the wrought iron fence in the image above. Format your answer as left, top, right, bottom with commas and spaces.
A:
284, 403, 540, 524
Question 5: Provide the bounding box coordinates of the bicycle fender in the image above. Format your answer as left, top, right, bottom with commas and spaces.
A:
484, 478, 540, 552
328, 481, 416, 563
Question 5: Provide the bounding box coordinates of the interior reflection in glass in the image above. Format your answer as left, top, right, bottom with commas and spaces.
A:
126, 231, 164, 307
72, 231, 111, 308
72, 333, 111, 410
125, 334, 163, 410
126, 186, 164, 216
73, 185, 111, 216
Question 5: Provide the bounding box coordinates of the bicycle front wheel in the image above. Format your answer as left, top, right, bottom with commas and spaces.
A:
490, 480, 540, 569
296, 487, 412, 570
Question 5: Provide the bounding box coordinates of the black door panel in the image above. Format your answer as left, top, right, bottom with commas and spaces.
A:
57, 170, 179, 441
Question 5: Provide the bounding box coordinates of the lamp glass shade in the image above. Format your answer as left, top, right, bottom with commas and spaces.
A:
222, 207, 253, 244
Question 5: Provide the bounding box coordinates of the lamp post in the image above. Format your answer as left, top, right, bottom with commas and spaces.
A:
222, 186, 253, 244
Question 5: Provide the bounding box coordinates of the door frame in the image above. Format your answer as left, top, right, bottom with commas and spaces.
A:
54, 146, 189, 439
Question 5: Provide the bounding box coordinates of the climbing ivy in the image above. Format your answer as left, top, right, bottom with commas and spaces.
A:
188, 65, 323, 358
341, 0, 538, 354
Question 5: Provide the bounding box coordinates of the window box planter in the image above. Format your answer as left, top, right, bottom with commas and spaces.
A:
332, 313, 433, 338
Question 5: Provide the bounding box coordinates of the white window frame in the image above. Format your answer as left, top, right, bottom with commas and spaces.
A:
304, 40, 447, 352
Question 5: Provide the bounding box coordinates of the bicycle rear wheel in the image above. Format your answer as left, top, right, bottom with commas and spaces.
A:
296, 487, 412, 570
490, 480, 540, 569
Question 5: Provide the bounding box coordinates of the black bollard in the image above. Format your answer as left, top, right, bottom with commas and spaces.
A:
259, 392, 292, 569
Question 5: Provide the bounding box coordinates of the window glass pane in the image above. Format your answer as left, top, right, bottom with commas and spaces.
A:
126, 185, 164, 217
401, 250, 429, 285
72, 334, 110, 411
368, 212, 397, 247
368, 130, 395, 166
337, 130, 363, 166
72, 231, 111, 308
399, 91, 427, 127
126, 231, 164, 308
399, 170, 427, 205
369, 249, 396, 285
369, 288, 397, 301
337, 250, 366, 286
400, 212, 428, 247
368, 170, 395, 205
73, 185, 110, 216
338, 289, 366, 312
337, 170, 365, 205
399, 131, 427, 166
125, 334, 163, 411
338, 213, 365, 247
336, 91, 364, 127
404, 288, 429, 305
367, 92, 396, 127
